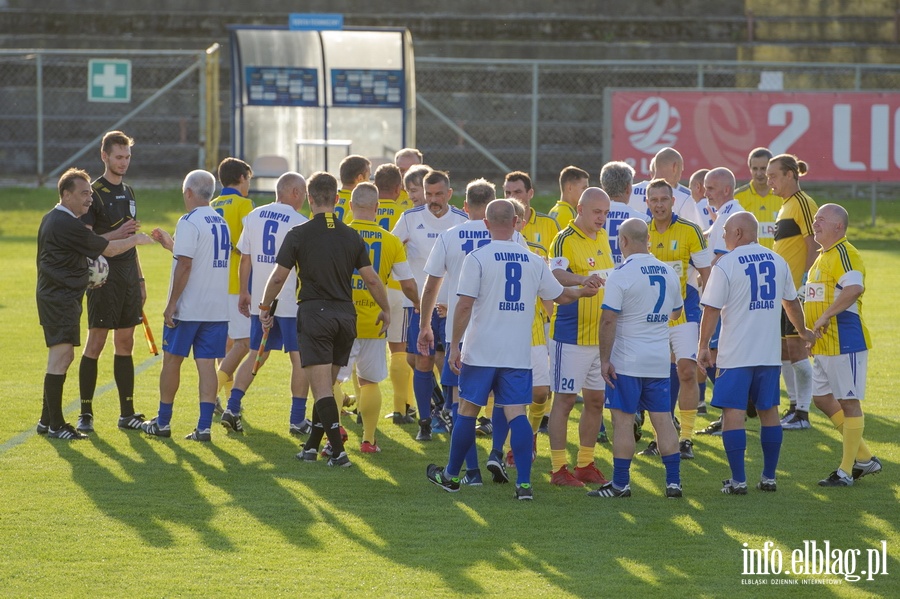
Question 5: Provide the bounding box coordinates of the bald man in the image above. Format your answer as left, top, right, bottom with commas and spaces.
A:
220, 172, 310, 435
806, 204, 879, 486
547, 188, 614, 487
594, 218, 684, 498
427, 199, 596, 500
699, 212, 814, 494
704, 167, 745, 258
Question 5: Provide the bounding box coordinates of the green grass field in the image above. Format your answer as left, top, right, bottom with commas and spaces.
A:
0, 187, 897, 597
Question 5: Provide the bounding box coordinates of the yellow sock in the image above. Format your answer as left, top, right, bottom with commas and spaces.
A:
551, 449, 568, 473
528, 401, 547, 433
840, 415, 865, 474
358, 383, 382, 444
351, 370, 361, 398
216, 370, 232, 395
830, 411, 873, 461
679, 409, 697, 441
433, 363, 442, 385
389, 352, 410, 413
332, 382, 344, 412
486, 394, 494, 415
576, 445, 594, 468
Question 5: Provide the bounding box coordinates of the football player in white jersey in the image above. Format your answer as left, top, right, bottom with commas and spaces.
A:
392, 170, 468, 441
594, 218, 684, 498
418, 179, 528, 485
690, 169, 715, 230
599, 161, 651, 265
704, 168, 745, 257
143, 170, 231, 441
426, 199, 597, 500
699, 212, 814, 494
216, 173, 310, 436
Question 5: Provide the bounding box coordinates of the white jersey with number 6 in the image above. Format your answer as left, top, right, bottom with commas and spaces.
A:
237, 202, 308, 317
701, 242, 797, 368
457, 240, 563, 368
601, 253, 683, 378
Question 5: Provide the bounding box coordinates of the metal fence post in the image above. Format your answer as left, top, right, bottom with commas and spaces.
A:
530, 62, 539, 184
198, 52, 206, 170
36, 51, 43, 183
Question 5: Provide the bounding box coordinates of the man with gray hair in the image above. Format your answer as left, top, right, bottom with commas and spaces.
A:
218, 172, 310, 436
704, 167, 744, 258
599, 161, 649, 265
143, 170, 231, 441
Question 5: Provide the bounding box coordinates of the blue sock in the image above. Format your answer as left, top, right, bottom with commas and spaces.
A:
451, 403, 480, 471
759, 425, 783, 480
413, 369, 433, 421
290, 396, 308, 425
491, 405, 509, 454
599, 420, 606, 434
447, 415, 476, 478
722, 429, 747, 483
157, 402, 173, 428
661, 452, 681, 486
706, 366, 717, 385
698, 382, 706, 402
226, 388, 245, 414
509, 415, 533, 486
198, 402, 215, 431
613, 457, 631, 488
669, 363, 680, 412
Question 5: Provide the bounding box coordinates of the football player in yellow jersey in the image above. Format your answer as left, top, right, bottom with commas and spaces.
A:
335, 155, 371, 223
547, 188, 613, 487
767, 154, 818, 430
374, 163, 418, 421
549, 166, 589, 229
503, 171, 560, 248
645, 179, 712, 460
209, 157, 255, 405
394, 147, 423, 208
734, 147, 781, 250
346, 183, 419, 452
804, 204, 880, 486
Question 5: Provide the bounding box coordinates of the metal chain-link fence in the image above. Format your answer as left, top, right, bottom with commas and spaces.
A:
0, 47, 220, 183
415, 58, 900, 190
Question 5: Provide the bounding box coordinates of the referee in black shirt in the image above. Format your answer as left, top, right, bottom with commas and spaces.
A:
37, 168, 154, 439
259, 171, 390, 466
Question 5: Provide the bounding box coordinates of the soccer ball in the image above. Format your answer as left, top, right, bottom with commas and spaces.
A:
86, 255, 109, 289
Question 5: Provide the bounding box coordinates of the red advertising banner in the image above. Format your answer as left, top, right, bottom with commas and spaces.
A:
609, 90, 900, 182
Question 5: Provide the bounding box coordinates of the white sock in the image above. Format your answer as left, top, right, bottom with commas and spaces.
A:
792, 359, 813, 412
781, 360, 797, 407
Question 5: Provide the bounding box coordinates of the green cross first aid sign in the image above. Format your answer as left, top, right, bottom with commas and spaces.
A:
88, 60, 131, 103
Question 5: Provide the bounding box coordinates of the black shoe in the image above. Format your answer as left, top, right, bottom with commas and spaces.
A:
634, 411, 644, 442
597, 429, 609, 444
746, 400, 758, 419
48, 423, 88, 440
537, 415, 549, 435
118, 413, 146, 430
779, 405, 796, 424
289, 419, 312, 437
486, 449, 510, 484
665, 483, 683, 498
296, 448, 318, 462
185, 428, 211, 442
697, 401, 707, 415
679, 439, 694, 460
213, 397, 224, 416
587, 482, 631, 498
818, 470, 853, 487
416, 418, 432, 441
697, 418, 723, 436
141, 418, 172, 438
638, 441, 659, 456
392, 412, 415, 425
75, 413, 94, 433
757, 477, 777, 492
36, 421, 49, 435
852, 456, 883, 480
327, 451, 352, 468
220, 410, 244, 433
515, 483, 534, 500
426, 464, 460, 492
475, 416, 493, 436
721, 479, 748, 495
437, 408, 454, 433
